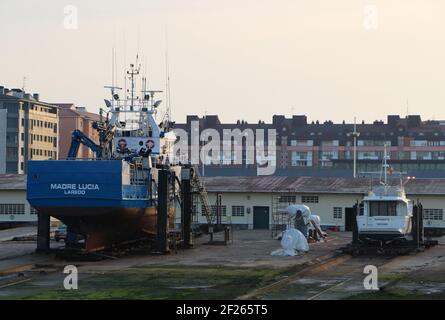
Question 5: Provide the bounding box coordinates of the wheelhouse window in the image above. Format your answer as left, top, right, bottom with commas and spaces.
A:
369, 201, 397, 217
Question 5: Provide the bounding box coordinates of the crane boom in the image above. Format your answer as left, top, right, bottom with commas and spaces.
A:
67, 130, 103, 159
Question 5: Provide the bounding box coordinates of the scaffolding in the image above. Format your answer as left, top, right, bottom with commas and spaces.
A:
271, 190, 297, 238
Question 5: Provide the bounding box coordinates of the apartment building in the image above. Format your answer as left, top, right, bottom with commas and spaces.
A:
0, 86, 58, 174
56, 104, 100, 159
175, 114, 445, 177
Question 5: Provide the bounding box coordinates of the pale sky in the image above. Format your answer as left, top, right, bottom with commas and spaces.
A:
1, 0, 445, 124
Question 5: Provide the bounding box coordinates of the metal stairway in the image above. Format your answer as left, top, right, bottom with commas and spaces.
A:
191, 165, 214, 225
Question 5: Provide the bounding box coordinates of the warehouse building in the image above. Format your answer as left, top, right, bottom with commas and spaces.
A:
196, 176, 445, 233
0, 174, 36, 223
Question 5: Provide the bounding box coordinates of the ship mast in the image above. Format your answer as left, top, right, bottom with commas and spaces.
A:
127, 59, 140, 111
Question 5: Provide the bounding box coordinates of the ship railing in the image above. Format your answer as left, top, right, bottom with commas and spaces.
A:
65, 157, 106, 161
368, 185, 404, 197
129, 160, 150, 185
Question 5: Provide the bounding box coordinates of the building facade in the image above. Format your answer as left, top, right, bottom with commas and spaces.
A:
185, 176, 445, 234
56, 103, 100, 159
175, 114, 445, 177
0, 86, 58, 174
0, 174, 36, 223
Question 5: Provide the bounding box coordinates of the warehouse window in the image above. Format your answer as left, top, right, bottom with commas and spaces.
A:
232, 206, 245, 217
333, 207, 343, 219
211, 205, 227, 216
302, 195, 319, 203
424, 209, 443, 221
202, 205, 227, 216
0, 204, 25, 214
30, 207, 38, 215
279, 195, 296, 203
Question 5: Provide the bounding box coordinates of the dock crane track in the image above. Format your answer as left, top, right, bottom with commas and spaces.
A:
307, 249, 444, 300
237, 253, 352, 300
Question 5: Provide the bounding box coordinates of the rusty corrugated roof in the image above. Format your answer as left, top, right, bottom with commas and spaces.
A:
2, 174, 445, 196
0, 174, 26, 190
202, 176, 445, 195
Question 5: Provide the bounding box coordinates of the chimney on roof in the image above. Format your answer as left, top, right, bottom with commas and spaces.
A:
407, 115, 421, 128
75, 106, 86, 112
292, 115, 307, 126
11, 89, 24, 99
387, 115, 400, 126
204, 115, 221, 126
33, 93, 39, 101
272, 115, 285, 125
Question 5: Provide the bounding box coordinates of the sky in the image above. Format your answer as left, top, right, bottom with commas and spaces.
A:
1, 0, 445, 124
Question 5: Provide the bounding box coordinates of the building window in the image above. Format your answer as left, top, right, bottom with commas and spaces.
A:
30, 207, 38, 215
0, 204, 25, 214
291, 151, 313, 167
424, 209, 443, 221
302, 195, 319, 203
279, 195, 296, 203
212, 205, 227, 216
232, 206, 245, 217
333, 207, 343, 219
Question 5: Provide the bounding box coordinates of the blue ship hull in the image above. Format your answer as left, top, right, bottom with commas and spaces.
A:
27, 160, 163, 251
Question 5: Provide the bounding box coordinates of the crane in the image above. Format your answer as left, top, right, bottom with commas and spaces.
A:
67, 130, 103, 159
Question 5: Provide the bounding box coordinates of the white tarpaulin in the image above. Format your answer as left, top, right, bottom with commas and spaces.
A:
286, 204, 311, 224
271, 227, 309, 256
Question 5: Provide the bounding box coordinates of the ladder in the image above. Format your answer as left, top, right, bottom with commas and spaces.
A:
191, 165, 214, 225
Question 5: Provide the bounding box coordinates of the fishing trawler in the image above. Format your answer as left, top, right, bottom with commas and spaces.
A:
356, 145, 413, 244
27, 58, 181, 251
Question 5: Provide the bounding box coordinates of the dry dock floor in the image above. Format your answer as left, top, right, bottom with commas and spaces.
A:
0, 229, 443, 300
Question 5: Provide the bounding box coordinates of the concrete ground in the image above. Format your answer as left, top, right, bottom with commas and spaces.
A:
0, 226, 38, 242
0, 230, 443, 300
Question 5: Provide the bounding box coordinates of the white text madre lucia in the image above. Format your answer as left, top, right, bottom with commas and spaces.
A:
50, 183, 100, 195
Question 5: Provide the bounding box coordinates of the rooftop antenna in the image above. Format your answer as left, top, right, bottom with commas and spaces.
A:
351, 117, 360, 178
22, 76, 27, 92
406, 98, 409, 116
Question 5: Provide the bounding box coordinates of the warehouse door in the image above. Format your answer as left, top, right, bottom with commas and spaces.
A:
345, 207, 355, 231
253, 206, 270, 229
